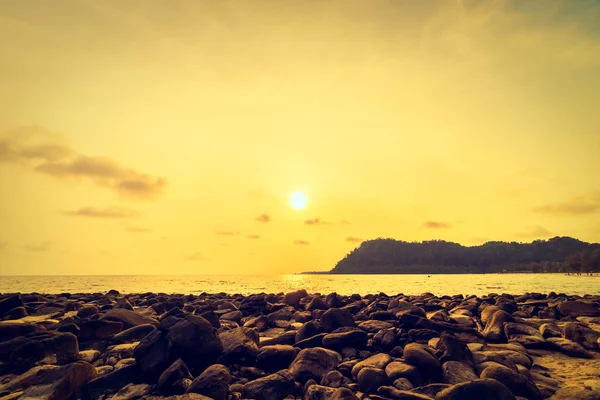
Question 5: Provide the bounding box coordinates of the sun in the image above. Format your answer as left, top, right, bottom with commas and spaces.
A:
290, 192, 308, 210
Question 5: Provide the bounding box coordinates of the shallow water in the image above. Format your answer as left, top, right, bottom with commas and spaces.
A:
0, 273, 598, 296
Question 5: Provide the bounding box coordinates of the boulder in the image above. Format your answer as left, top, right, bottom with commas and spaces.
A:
503, 322, 546, 348
242, 369, 296, 400
112, 324, 156, 344
320, 370, 345, 388
256, 345, 297, 372
546, 337, 593, 358
110, 383, 152, 400
435, 378, 516, 400
0, 295, 24, 318
385, 361, 422, 387
283, 289, 308, 308
290, 347, 341, 382
357, 367, 388, 394
101, 308, 159, 328
186, 364, 230, 400
167, 315, 223, 371
320, 308, 355, 332
480, 364, 542, 400
322, 328, 368, 349
351, 353, 393, 378
441, 361, 478, 384
557, 301, 600, 317
482, 310, 515, 342
404, 343, 442, 381
539, 323, 561, 339
435, 333, 474, 366
78, 319, 123, 341
158, 359, 192, 395
218, 327, 259, 365
80, 364, 141, 400
377, 386, 433, 399
134, 329, 170, 380
563, 322, 600, 351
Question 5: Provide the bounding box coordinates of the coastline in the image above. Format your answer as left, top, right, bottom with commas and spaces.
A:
0, 290, 599, 399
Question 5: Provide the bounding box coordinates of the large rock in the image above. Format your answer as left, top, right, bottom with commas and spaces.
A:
435, 333, 473, 366
480, 364, 542, 400
563, 322, 600, 351
186, 364, 230, 400
548, 385, 600, 400
404, 343, 442, 381
0, 321, 38, 342
441, 361, 478, 384
101, 308, 159, 328
357, 367, 388, 394
322, 328, 368, 349
78, 319, 123, 341
482, 310, 515, 342
436, 378, 516, 400
320, 308, 355, 332
158, 359, 192, 395
256, 345, 297, 372
503, 322, 546, 348
113, 324, 157, 344
81, 364, 141, 400
242, 370, 296, 400
546, 337, 593, 358
557, 301, 600, 317
358, 320, 394, 333
377, 387, 432, 399
385, 361, 422, 387
134, 329, 171, 380
283, 289, 308, 308
110, 383, 152, 400
167, 315, 223, 371
351, 353, 393, 378
0, 295, 24, 317
289, 347, 341, 382
218, 327, 259, 365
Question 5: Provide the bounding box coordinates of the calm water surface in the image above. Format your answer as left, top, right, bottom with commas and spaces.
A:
0, 274, 598, 296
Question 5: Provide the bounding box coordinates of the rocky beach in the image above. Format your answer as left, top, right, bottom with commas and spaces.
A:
0, 290, 599, 400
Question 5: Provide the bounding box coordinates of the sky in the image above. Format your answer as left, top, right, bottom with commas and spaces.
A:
1, 0, 599, 275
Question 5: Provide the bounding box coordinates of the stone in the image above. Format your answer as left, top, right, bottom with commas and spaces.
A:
307, 297, 329, 311
376, 386, 433, 399
81, 365, 141, 400
482, 310, 515, 342
351, 353, 393, 378
546, 337, 593, 358
110, 383, 152, 400
242, 370, 296, 400
186, 364, 230, 400
134, 329, 170, 380
167, 315, 223, 371
101, 308, 159, 329
503, 322, 546, 348
256, 345, 297, 372
283, 289, 308, 308
218, 327, 259, 365
320, 308, 355, 332
358, 320, 394, 333
320, 370, 344, 388
158, 359, 192, 395
435, 333, 473, 366
480, 364, 542, 400
539, 323, 561, 339
0, 295, 24, 318
322, 328, 368, 349
77, 305, 100, 318
441, 361, 478, 384
557, 301, 600, 317
435, 378, 516, 400
385, 361, 422, 387
112, 324, 156, 344
296, 320, 321, 342
290, 347, 341, 382
563, 322, 600, 351
78, 319, 123, 341
403, 343, 442, 381
548, 386, 600, 400
0, 322, 37, 342
357, 367, 388, 394
6, 306, 28, 320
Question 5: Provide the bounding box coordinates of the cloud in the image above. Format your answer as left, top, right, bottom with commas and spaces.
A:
0, 126, 166, 199
304, 218, 329, 226
246, 234, 260, 239
25, 241, 52, 252
345, 237, 363, 243
61, 207, 138, 219
294, 240, 310, 245
423, 221, 451, 228
515, 225, 553, 239
533, 195, 600, 215
340, 220, 352, 225
126, 226, 152, 233
185, 252, 209, 261
215, 230, 240, 236
255, 214, 271, 222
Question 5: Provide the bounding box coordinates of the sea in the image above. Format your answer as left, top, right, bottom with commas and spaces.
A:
0, 274, 598, 296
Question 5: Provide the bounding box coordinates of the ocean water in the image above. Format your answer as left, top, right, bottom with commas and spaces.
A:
0, 274, 598, 296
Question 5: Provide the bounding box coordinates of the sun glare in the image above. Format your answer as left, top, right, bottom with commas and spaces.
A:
290, 192, 308, 209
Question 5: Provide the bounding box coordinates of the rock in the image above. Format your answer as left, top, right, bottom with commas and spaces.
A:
320, 308, 355, 332
158, 359, 192, 395
167, 315, 223, 371
332, 387, 359, 400
351, 353, 393, 378
218, 327, 259, 365
283, 289, 308, 308
242, 370, 296, 400
377, 386, 433, 399
435, 333, 473, 366
110, 383, 152, 400
134, 329, 170, 380
393, 377, 414, 391
557, 301, 600, 317
358, 320, 394, 333
221, 310, 243, 322
322, 328, 368, 349
482, 310, 515, 342
503, 322, 546, 348
563, 322, 600, 351
243, 315, 269, 332
78, 319, 123, 341
113, 324, 156, 344
385, 361, 422, 387
79, 349, 101, 363
307, 297, 329, 311
480, 365, 542, 400
6, 306, 28, 320
0, 295, 24, 318
546, 337, 593, 358
77, 305, 100, 318
320, 370, 344, 388
101, 308, 159, 328
403, 343, 442, 381
548, 385, 600, 400
0, 361, 96, 399
441, 361, 478, 384
357, 367, 388, 394
296, 320, 321, 342
539, 323, 561, 339
0, 322, 37, 342
411, 383, 451, 398
256, 345, 297, 372
290, 347, 341, 382
186, 364, 230, 400
435, 378, 516, 400
81, 364, 141, 400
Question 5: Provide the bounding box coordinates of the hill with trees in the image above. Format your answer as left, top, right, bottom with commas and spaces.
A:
330, 236, 600, 274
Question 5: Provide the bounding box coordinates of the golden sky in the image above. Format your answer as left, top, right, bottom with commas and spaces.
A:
1, 0, 599, 275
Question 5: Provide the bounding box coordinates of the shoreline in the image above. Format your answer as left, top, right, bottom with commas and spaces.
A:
0, 290, 599, 399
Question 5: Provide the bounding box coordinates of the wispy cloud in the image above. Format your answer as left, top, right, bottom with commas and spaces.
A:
25, 241, 52, 252
246, 234, 260, 239
255, 214, 271, 222
126, 226, 152, 233
215, 230, 240, 236
304, 217, 329, 226
533, 195, 600, 215
185, 252, 209, 261
294, 240, 309, 245
345, 237, 363, 243
423, 221, 451, 229
515, 225, 552, 239
61, 207, 138, 219
0, 126, 166, 199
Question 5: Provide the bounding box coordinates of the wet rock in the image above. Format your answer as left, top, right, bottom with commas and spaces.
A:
352, 353, 393, 378
256, 345, 297, 372
482, 310, 515, 342
326, 293, 345, 308
357, 367, 388, 394
411, 383, 451, 398
218, 327, 259, 365
296, 320, 321, 342
295, 333, 327, 349
242, 369, 296, 400
480, 364, 542, 400
243, 315, 269, 332
101, 308, 159, 329
283, 289, 308, 308
167, 315, 223, 371
158, 359, 192, 395
539, 323, 561, 339
557, 301, 600, 317
548, 386, 600, 400
435, 332, 473, 366
441, 361, 478, 384
546, 337, 593, 358
186, 363, 230, 400
403, 343, 442, 381
563, 322, 600, 351
322, 328, 368, 349
320, 308, 355, 332
436, 378, 516, 400
290, 347, 341, 382
503, 322, 546, 348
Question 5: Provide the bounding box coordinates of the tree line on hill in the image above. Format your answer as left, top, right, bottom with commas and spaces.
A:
330, 236, 600, 274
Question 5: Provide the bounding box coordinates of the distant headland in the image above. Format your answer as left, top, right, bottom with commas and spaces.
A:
305, 236, 600, 274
